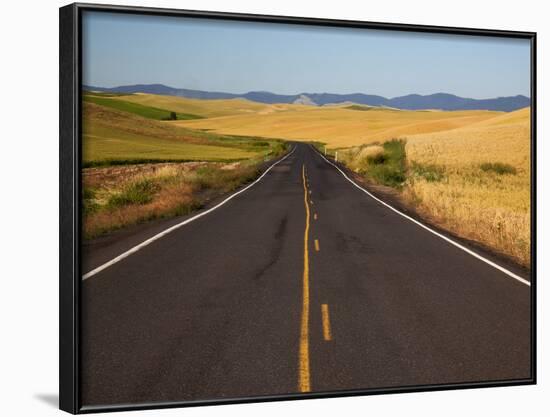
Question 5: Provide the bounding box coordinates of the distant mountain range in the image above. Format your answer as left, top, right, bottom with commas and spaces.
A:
84, 84, 530, 112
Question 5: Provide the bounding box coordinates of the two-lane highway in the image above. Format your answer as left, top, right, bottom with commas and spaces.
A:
81, 143, 531, 407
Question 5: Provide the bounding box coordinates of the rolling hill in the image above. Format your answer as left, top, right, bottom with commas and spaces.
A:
84, 84, 530, 112
174, 105, 504, 148
82, 102, 271, 166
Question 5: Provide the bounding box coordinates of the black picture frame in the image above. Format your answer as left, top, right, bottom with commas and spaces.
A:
60, 3, 537, 414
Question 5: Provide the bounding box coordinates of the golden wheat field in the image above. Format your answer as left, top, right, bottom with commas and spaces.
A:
403, 107, 531, 265
175, 105, 501, 148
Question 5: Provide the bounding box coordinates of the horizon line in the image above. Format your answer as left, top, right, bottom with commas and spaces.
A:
82, 83, 531, 101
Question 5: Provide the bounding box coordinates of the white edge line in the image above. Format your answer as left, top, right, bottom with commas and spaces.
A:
82, 147, 296, 280
312, 145, 530, 287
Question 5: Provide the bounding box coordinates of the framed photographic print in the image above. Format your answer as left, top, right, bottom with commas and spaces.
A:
59, 3, 536, 413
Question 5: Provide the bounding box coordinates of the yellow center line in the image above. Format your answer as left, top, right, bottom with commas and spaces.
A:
299, 164, 311, 393
314, 239, 320, 252
321, 304, 332, 341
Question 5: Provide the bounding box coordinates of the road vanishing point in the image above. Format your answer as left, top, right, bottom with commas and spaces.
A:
81, 143, 531, 406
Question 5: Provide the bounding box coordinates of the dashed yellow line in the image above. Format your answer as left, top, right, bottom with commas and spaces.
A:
321, 304, 332, 341
314, 239, 320, 252
299, 164, 311, 392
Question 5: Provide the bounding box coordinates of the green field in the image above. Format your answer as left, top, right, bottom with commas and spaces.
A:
83, 125, 258, 167
83, 93, 204, 120
119, 93, 274, 118
82, 101, 286, 166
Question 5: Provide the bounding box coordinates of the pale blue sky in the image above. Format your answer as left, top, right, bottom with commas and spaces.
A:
82, 11, 531, 99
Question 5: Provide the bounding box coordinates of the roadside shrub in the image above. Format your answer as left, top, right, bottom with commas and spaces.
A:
191, 166, 220, 190
82, 187, 99, 214
369, 164, 407, 186
383, 139, 406, 164
367, 152, 387, 165
340, 145, 377, 172
368, 139, 407, 187
358, 145, 385, 165
107, 179, 159, 208
480, 162, 517, 175
339, 139, 407, 188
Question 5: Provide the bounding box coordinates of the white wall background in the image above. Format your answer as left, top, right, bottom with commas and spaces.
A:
0, 0, 546, 415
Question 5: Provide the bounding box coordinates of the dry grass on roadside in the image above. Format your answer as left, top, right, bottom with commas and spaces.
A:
82, 161, 259, 239
402, 173, 530, 265
403, 108, 531, 266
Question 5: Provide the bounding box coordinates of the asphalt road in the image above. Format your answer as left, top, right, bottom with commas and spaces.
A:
81, 143, 532, 407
